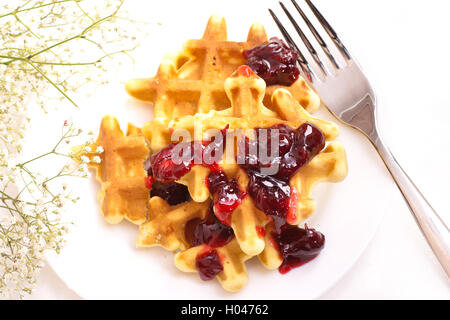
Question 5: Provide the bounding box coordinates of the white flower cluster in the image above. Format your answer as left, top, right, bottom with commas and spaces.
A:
0, 0, 143, 298
0, 121, 96, 299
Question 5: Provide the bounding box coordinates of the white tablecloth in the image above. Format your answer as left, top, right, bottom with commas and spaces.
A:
27, 0, 450, 299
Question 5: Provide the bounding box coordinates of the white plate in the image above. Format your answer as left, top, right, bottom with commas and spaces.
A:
38, 0, 396, 299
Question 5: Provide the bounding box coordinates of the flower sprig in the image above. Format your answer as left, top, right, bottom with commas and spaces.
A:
0, 0, 145, 298
0, 121, 95, 298
0, 0, 140, 108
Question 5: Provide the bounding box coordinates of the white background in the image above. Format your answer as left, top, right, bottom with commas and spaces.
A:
27, 0, 449, 299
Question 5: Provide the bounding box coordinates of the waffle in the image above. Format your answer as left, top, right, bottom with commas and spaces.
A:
138, 195, 256, 292
159, 67, 346, 257
82, 115, 150, 224
175, 151, 270, 256
289, 141, 347, 224
85, 66, 346, 292
174, 239, 252, 292
84, 15, 349, 293
126, 15, 320, 152
143, 72, 337, 153
137, 197, 210, 251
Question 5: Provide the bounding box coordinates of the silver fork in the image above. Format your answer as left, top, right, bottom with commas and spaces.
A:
269, 0, 450, 277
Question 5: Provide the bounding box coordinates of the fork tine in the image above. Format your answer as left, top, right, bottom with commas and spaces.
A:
290, 0, 340, 69
279, 1, 328, 76
305, 0, 351, 61
268, 8, 316, 82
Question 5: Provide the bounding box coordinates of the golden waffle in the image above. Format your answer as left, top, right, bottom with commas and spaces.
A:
176, 152, 270, 256
143, 70, 338, 153
257, 222, 283, 270
82, 115, 150, 224
85, 16, 348, 292
126, 15, 320, 152
138, 195, 255, 292
137, 197, 210, 251
138, 192, 254, 292
154, 67, 347, 258
86, 66, 346, 292
174, 239, 252, 292
289, 141, 347, 224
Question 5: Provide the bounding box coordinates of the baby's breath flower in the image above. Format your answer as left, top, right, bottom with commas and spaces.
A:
80, 155, 90, 164
0, 0, 144, 298
92, 156, 102, 164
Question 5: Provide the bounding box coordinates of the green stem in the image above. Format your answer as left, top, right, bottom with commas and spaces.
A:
13, 12, 40, 39
22, 48, 136, 66
27, 35, 80, 60
0, 192, 35, 206
0, 0, 77, 19
18, 151, 54, 167
0, 205, 20, 213
25, 60, 79, 108
75, 1, 93, 21
1, 0, 124, 67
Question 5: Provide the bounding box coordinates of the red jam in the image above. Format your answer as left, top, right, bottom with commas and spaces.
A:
247, 171, 291, 218
207, 170, 246, 226
150, 122, 326, 275
150, 181, 191, 206
256, 226, 266, 238
144, 176, 155, 189
287, 186, 299, 224
185, 204, 234, 248
274, 223, 325, 274
236, 65, 257, 78
238, 122, 326, 273
149, 126, 245, 225
145, 160, 191, 206
240, 123, 324, 218
195, 248, 223, 281
243, 37, 300, 86
149, 126, 228, 183
149, 142, 196, 182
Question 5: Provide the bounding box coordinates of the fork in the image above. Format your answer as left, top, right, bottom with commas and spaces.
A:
269, 0, 450, 277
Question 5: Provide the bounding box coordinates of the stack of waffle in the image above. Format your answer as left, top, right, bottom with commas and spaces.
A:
83, 16, 348, 292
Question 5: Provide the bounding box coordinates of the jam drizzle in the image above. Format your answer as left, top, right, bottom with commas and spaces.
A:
238, 122, 326, 273
149, 122, 327, 275
206, 170, 246, 226
145, 160, 191, 206
150, 181, 192, 206
185, 204, 234, 249
195, 248, 223, 281
186, 205, 234, 281
149, 126, 245, 225
239, 123, 324, 218
274, 223, 325, 274
243, 37, 300, 86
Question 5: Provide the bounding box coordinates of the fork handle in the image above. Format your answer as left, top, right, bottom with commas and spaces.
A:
373, 137, 450, 277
